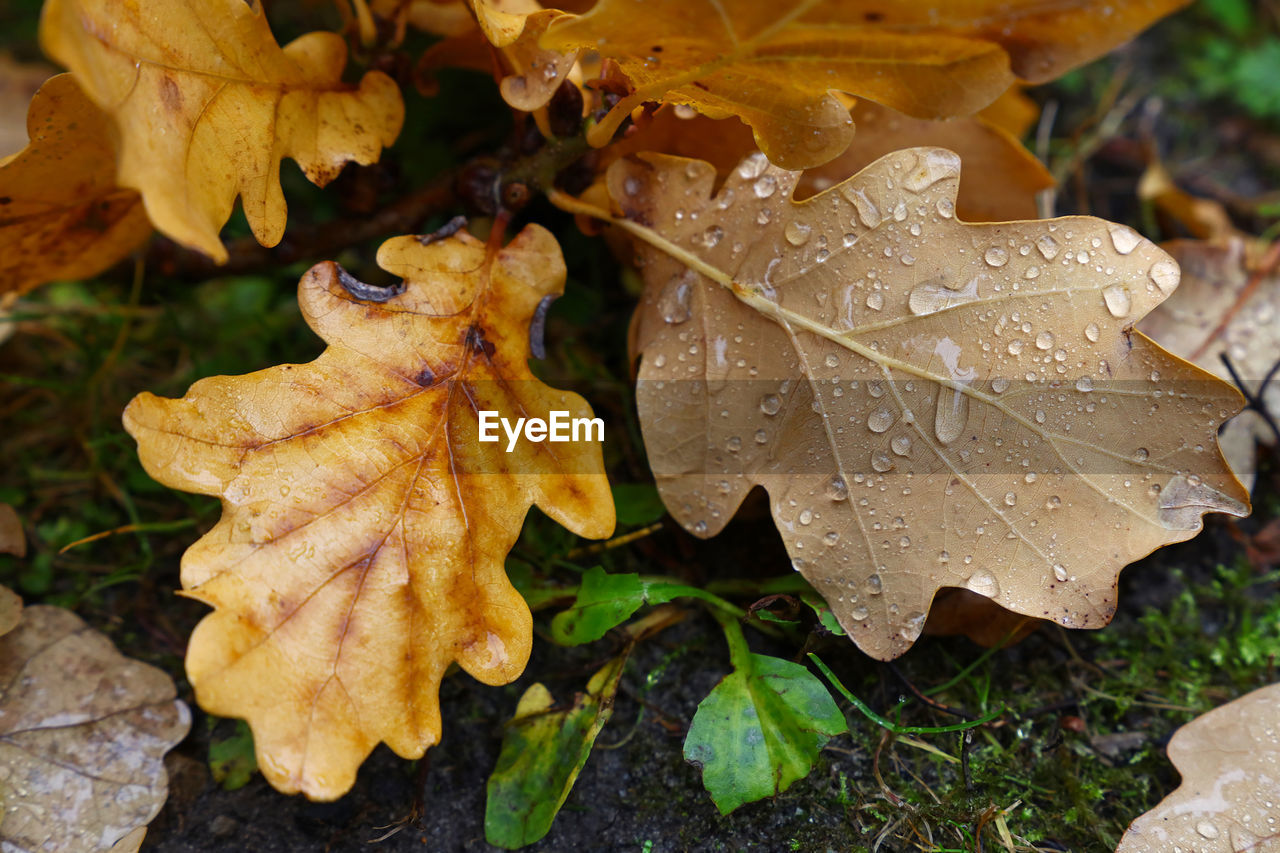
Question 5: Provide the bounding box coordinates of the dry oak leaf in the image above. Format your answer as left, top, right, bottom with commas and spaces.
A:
123, 224, 615, 799
1139, 239, 1280, 492
0, 74, 151, 298
593, 147, 1248, 660
39, 0, 404, 263
542, 0, 1189, 170
1117, 682, 1280, 852
0, 605, 190, 852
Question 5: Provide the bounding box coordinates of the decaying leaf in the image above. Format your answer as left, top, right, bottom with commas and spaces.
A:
684, 628, 847, 814
0, 74, 151, 297
123, 225, 614, 799
543, 0, 1188, 168
485, 654, 625, 848
0, 605, 190, 852
39, 0, 405, 261
586, 147, 1248, 661
1139, 239, 1279, 491
1117, 682, 1280, 852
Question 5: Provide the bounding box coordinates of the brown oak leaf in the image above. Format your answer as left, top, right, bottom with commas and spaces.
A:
123, 225, 614, 799
1139, 238, 1280, 491
39, 0, 404, 262
577, 147, 1248, 661
543, 0, 1189, 169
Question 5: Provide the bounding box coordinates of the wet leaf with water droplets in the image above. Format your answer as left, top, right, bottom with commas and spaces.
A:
1139, 239, 1280, 492
122, 225, 614, 798
609, 146, 1247, 661
1117, 682, 1280, 853
543, 0, 1189, 169
0, 604, 190, 852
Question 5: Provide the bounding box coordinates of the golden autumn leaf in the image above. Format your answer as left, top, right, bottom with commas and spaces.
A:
1139, 239, 1280, 491
416, 0, 580, 117
0, 605, 190, 852
543, 0, 1189, 169
567, 147, 1249, 661
1117, 682, 1280, 852
123, 225, 615, 799
39, 0, 404, 262
598, 92, 1050, 226
0, 74, 151, 298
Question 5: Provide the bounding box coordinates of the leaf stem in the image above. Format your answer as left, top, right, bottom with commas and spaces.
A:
809, 654, 1003, 735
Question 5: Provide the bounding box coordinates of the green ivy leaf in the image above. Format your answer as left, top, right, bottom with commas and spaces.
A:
684, 616, 847, 814
550, 566, 700, 645
485, 655, 626, 848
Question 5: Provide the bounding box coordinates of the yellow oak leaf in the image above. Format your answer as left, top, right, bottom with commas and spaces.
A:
39, 0, 405, 262
543, 0, 1189, 169
416, 0, 579, 116
0, 74, 151, 297
564, 147, 1248, 661
122, 224, 614, 799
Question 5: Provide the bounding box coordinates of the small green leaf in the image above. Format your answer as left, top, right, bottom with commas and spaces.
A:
684, 650, 847, 814
485, 655, 626, 848
799, 591, 846, 636
208, 720, 257, 791
611, 483, 667, 526
550, 566, 699, 645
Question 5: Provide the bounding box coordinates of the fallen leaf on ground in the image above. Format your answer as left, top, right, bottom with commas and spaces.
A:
40, 0, 404, 261
0, 74, 151, 297
485, 653, 626, 848
544, 0, 1188, 168
921, 588, 1039, 647
577, 146, 1248, 660
1139, 239, 1280, 490
123, 225, 614, 799
1116, 682, 1280, 852
0, 605, 190, 852
1138, 160, 1250, 245
684, 619, 847, 814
